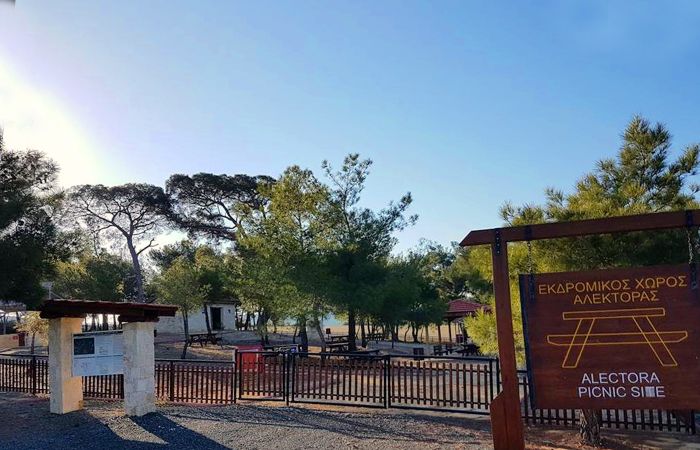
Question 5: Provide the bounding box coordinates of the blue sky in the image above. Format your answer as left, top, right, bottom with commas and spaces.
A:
1, 1, 700, 252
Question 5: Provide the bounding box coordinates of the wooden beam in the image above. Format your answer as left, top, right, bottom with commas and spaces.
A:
460, 209, 700, 247
39, 300, 177, 319
490, 236, 524, 449
459, 210, 700, 449
39, 312, 86, 319
118, 314, 160, 323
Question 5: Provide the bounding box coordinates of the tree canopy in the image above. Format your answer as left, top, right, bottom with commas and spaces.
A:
465, 116, 700, 364
0, 130, 75, 307
53, 251, 135, 301
65, 183, 172, 302
166, 173, 274, 242
317, 154, 417, 350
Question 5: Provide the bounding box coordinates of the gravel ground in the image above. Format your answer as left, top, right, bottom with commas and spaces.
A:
3, 393, 700, 449
0, 393, 492, 449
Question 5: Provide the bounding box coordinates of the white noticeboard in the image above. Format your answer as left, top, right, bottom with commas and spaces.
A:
72, 330, 124, 377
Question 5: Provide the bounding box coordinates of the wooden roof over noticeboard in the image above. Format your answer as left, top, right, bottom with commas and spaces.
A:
39, 300, 177, 323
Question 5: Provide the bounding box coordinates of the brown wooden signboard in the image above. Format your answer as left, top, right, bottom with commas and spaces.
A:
520, 264, 700, 410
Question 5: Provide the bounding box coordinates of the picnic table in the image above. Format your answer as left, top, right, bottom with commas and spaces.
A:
366, 332, 383, 342
263, 344, 300, 353
433, 344, 455, 356
455, 343, 480, 356
188, 332, 222, 347
326, 342, 350, 352
325, 334, 351, 352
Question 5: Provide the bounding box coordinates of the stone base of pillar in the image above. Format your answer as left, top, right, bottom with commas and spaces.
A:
123, 321, 156, 416
48, 317, 84, 414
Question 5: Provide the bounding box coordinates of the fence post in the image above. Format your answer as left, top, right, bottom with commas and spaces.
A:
284, 353, 290, 406
487, 358, 493, 402
495, 356, 501, 392
237, 350, 243, 400
232, 349, 237, 404
169, 360, 175, 402
289, 352, 296, 405
384, 355, 391, 408
31, 355, 37, 396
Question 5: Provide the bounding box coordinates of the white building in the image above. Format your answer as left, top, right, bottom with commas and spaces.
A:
155, 302, 238, 334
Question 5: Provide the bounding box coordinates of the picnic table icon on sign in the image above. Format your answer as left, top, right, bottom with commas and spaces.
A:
546, 307, 688, 369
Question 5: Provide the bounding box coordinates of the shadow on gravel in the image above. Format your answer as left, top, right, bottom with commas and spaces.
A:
0, 393, 232, 450
130, 413, 230, 449
170, 404, 486, 445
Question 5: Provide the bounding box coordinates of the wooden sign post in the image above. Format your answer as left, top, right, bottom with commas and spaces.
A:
460, 209, 700, 450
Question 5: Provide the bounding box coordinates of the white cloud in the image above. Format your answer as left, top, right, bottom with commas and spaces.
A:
0, 55, 109, 187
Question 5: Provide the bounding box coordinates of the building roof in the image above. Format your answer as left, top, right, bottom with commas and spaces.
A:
39, 300, 177, 323
444, 298, 491, 320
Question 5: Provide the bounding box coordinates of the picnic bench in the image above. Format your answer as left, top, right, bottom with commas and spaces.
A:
413, 347, 425, 360
326, 341, 350, 352
325, 334, 351, 352
435, 343, 473, 356
188, 332, 222, 347
433, 344, 448, 356
263, 344, 300, 353
456, 343, 480, 356
366, 332, 383, 342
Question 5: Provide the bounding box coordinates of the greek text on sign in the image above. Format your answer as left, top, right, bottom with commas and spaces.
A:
520, 264, 700, 409
72, 330, 124, 377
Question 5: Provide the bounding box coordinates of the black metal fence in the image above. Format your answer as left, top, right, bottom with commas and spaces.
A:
156, 359, 236, 404
0, 353, 694, 434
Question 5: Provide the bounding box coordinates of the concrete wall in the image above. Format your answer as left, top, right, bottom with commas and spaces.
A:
122, 322, 155, 416
0, 333, 20, 349
155, 304, 236, 334
48, 317, 84, 414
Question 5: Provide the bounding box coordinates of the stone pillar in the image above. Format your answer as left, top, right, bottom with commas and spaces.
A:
122, 321, 156, 416
48, 317, 84, 414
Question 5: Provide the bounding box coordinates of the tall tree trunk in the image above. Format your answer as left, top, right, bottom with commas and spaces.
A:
126, 240, 146, 302
347, 308, 357, 351
181, 310, 190, 359
257, 309, 270, 345
579, 409, 601, 446
298, 317, 309, 353
437, 323, 442, 343
244, 312, 251, 330
203, 304, 212, 334
360, 318, 367, 348
311, 315, 326, 352
30, 332, 36, 355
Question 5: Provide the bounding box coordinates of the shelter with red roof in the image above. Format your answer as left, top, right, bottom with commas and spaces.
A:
442, 298, 491, 343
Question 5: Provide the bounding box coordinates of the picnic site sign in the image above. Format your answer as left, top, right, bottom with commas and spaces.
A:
520, 264, 700, 409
